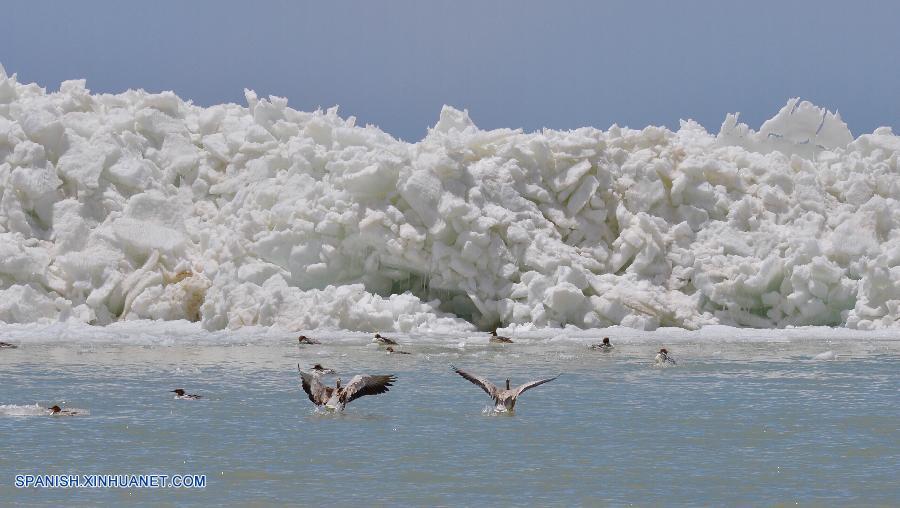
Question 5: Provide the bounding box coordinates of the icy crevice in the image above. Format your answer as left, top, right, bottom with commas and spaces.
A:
1, 67, 899, 332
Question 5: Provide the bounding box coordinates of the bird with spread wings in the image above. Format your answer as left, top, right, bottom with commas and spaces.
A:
450, 365, 559, 413
298, 365, 396, 411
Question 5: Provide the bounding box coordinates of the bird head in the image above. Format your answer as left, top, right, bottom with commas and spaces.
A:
506, 379, 511, 390
171, 389, 185, 396
313, 364, 323, 370
603, 337, 610, 344
335, 378, 342, 389
386, 347, 394, 352
659, 348, 668, 354
49, 405, 61, 413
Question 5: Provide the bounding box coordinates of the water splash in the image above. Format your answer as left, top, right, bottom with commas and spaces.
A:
0, 404, 90, 416
811, 350, 837, 361
0, 404, 50, 417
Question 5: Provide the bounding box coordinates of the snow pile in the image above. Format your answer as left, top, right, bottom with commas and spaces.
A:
1, 64, 899, 332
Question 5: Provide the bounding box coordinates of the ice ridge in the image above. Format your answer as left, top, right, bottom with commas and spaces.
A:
1, 66, 899, 332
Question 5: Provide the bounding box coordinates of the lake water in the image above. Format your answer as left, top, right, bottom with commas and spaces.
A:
1, 326, 898, 506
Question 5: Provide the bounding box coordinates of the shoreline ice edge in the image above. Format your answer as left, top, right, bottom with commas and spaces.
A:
2, 320, 900, 346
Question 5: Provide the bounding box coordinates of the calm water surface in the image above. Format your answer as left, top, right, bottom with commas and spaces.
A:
1, 335, 898, 506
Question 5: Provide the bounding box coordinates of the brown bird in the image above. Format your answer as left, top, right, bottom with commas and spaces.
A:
48, 405, 81, 416
311, 363, 336, 374
451, 365, 559, 413
385, 346, 411, 355
372, 333, 398, 346
298, 364, 396, 411
489, 330, 514, 343
590, 337, 613, 350
655, 348, 676, 365
298, 335, 321, 345
171, 389, 202, 400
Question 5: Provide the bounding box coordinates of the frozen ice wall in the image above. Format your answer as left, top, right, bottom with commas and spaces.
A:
1, 65, 899, 332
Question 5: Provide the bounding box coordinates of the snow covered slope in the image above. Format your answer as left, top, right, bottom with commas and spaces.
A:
1, 64, 899, 332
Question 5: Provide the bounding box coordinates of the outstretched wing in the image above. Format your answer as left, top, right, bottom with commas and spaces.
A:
450, 365, 499, 399
298, 365, 329, 405
340, 374, 397, 404
514, 374, 560, 396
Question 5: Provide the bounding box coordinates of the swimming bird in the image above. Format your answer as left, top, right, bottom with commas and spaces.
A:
171, 389, 202, 400
489, 330, 514, 343
48, 405, 81, 416
450, 365, 559, 413
0, 341, 17, 348
311, 363, 336, 374
385, 346, 411, 355
372, 333, 398, 346
655, 348, 676, 365
298, 365, 396, 411
298, 335, 321, 345
590, 337, 613, 350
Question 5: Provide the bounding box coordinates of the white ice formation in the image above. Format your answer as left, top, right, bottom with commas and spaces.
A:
1, 64, 899, 332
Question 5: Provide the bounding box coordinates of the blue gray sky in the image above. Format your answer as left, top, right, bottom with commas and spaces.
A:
3, 1, 898, 141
